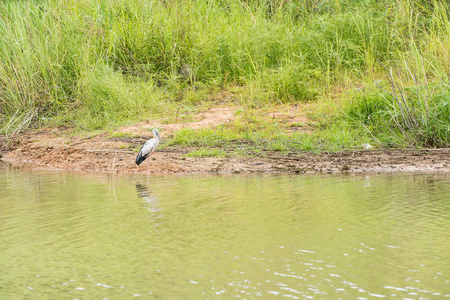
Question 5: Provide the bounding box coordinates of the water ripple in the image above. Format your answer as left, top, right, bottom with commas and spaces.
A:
0, 172, 449, 299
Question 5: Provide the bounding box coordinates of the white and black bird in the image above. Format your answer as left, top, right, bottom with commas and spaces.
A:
136, 129, 160, 172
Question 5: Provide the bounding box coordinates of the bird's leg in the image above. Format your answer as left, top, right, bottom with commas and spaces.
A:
147, 155, 150, 177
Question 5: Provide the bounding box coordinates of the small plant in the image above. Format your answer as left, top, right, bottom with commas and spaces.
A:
111, 132, 126, 138
185, 148, 227, 158
267, 140, 289, 152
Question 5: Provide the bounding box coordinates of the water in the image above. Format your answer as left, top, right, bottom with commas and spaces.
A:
1, 163, 449, 299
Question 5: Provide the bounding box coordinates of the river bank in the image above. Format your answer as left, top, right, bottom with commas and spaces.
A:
1, 128, 448, 174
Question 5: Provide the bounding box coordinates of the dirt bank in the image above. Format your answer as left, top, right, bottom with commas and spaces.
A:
1, 107, 449, 174
1, 130, 449, 174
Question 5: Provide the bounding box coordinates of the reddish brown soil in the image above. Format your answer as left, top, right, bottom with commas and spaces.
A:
1, 107, 449, 174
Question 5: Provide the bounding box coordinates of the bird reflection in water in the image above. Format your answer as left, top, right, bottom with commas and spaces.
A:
135, 183, 163, 224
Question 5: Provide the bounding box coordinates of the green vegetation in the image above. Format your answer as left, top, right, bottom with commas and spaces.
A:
185, 148, 227, 158
0, 0, 448, 150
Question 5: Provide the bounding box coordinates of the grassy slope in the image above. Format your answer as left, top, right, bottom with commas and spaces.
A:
0, 0, 448, 153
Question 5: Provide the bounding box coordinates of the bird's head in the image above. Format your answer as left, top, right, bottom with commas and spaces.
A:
152, 128, 160, 138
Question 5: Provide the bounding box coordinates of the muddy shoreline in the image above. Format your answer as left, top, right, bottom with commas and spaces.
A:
1, 131, 449, 174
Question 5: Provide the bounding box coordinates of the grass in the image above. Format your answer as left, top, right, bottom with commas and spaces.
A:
374, 59, 449, 147
185, 148, 227, 158
0, 0, 449, 150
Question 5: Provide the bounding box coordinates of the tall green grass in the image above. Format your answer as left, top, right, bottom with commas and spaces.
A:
0, 0, 448, 147
345, 56, 449, 148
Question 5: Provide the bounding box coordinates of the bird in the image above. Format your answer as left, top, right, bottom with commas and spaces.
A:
136, 128, 160, 174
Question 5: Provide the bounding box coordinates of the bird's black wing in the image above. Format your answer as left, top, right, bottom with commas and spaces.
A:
135, 145, 149, 165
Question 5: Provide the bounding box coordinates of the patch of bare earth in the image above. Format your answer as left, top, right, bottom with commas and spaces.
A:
1, 107, 449, 174
117, 107, 236, 136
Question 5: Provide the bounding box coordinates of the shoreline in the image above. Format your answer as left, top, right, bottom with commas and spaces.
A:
1, 132, 449, 175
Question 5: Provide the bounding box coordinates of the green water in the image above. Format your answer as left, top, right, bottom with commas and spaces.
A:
1, 163, 449, 299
